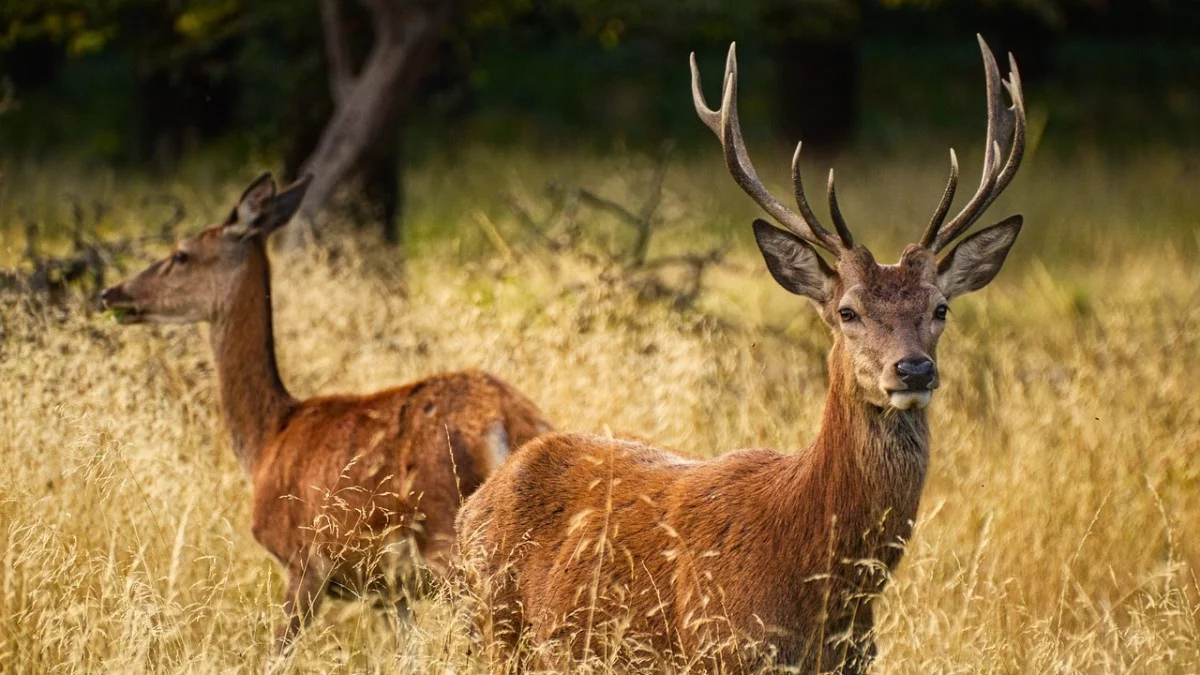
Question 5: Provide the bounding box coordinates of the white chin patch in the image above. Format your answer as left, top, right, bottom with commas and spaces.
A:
889, 391, 932, 410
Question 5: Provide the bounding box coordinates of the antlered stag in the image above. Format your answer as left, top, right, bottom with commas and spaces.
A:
100, 173, 551, 650
457, 36, 1026, 672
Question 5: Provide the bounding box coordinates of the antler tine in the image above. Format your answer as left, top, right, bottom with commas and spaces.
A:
789, 141, 829, 238
978, 39, 1005, 185
920, 149, 959, 247
927, 35, 1026, 252
689, 51, 722, 136
981, 54, 1026, 209
826, 169, 855, 249
692, 43, 845, 256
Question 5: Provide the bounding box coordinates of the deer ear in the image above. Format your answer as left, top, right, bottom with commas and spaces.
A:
224, 173, 276, 231
260, 174, 311, 235
224, 173, 311, 239
752, 219, 836, 303
937, 214, 1022, 299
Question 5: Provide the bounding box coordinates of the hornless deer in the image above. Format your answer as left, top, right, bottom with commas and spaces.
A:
457, 36, 1026, 673
99, 173, 551, 651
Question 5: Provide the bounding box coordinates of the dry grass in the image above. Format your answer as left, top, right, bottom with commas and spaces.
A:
1, 145, 1199, 672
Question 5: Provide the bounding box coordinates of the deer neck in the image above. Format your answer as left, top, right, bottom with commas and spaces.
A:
208, 244, 295, 473
775, 342, 930, 566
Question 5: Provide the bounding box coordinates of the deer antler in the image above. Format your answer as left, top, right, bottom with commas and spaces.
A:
921, 35, 1026, 253
691, 44, 852, 257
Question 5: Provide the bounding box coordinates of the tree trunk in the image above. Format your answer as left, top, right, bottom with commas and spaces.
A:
286, 0, 451, 248
360, 118, 404, 245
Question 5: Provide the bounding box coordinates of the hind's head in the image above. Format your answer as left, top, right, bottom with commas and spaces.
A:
100, 173, 310, 325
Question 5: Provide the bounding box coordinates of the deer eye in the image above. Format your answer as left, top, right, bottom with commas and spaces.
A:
171, 251, 189, 265
934, 304, 949, 320
838, 307, 858, 323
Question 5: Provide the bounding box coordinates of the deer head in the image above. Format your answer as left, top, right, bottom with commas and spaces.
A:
692, 36, 1025, 410
100, 173, 311, 325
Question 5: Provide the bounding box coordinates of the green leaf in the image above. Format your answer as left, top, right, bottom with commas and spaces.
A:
69, 29, 109, 56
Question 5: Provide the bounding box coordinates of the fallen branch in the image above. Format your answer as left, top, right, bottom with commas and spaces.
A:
505, 143, 733, 311
1, 194, 184, 307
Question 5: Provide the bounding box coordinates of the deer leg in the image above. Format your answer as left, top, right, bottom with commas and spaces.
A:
848, 637, 878, 675
275, 566, 327, 654
822, 614, 876, 675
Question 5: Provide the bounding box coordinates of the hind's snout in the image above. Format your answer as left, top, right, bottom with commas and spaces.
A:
100, 285, 131, 308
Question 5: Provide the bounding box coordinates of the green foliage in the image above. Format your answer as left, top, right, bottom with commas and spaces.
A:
2, 0, 115, 55
0, 0, 325, 66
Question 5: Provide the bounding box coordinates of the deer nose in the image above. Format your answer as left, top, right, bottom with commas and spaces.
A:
895, 357, 937, 390
100, 286, 129, 308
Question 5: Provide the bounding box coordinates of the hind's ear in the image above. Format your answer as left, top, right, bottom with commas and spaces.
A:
224, 174, 311, 239
261, 175, 311, 235
224, 173, 275, 230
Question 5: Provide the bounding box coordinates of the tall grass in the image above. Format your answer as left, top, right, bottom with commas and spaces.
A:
1, 144, 1198, 672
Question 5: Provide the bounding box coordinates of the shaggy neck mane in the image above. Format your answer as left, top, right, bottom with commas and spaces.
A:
208, 241, 295, 472
768, 340, 930, 573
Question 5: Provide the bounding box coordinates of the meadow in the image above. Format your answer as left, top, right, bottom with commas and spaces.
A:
1, 141, 1199, 672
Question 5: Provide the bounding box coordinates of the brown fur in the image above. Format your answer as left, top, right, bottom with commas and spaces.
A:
101, 174, 551, 650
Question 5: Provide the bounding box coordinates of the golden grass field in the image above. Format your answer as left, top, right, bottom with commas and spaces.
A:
1, 144, 1199, 672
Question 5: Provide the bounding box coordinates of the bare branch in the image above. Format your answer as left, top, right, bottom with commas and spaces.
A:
18, 207, 39, 264
505, 192, 564, 251
575, 189, 642, 228
547, 184, 583, 246
630, 141, 673, 266
508, 151, 730, 310
141, 194, 187, 237
319, 0, 355, 103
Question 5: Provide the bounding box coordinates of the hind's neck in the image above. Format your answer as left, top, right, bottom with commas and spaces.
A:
209, 243, 295, 473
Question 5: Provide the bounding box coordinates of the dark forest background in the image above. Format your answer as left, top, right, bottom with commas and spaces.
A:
2, 0, 1198, 245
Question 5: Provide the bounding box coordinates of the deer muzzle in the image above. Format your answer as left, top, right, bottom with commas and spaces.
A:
100, 285, 145, 324
887, 357, 939, 410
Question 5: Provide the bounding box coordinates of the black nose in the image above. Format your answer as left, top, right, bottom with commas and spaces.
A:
100, 286, 127, 307
895, 357, 937, 390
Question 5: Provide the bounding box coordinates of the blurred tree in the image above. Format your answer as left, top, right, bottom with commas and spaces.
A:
0, 0, 447, 246
288, 0, 453, 248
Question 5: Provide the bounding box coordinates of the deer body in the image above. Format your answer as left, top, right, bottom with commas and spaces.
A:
245, 371, 545, 575
459, 36, 1026, 673
249, 369, 546, 640
460, 257, 932, 671
461, 392, 928, 670
101, 173, 550, 649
